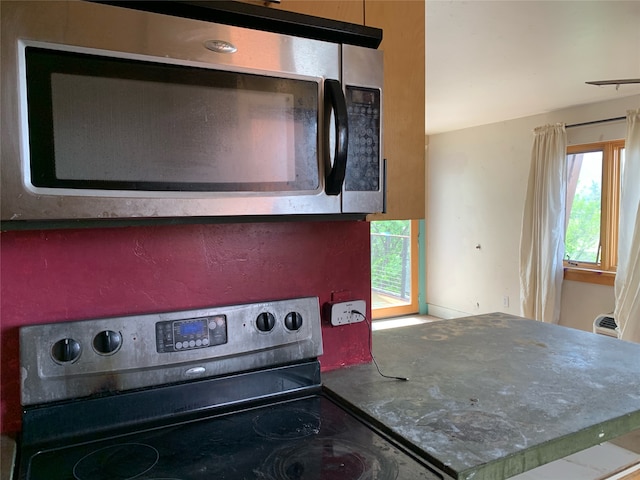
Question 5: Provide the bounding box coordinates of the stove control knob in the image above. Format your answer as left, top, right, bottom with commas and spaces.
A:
256, 312, 276, 332
284, 312, 303, 331
51, 338, 81, 363
93, 330, 122, 355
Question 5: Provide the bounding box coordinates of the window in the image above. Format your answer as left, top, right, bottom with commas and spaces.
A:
564, 140, 624, 285
370, 220, 419, 318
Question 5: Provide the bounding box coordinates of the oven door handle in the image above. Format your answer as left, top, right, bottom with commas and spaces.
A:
323, 79, 348, 196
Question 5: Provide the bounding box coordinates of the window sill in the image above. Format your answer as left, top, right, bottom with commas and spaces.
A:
564, 267, 615, 286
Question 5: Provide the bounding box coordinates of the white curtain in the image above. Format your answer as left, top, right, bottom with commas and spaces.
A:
615, 108, 640, 342
519, 124, 567, 323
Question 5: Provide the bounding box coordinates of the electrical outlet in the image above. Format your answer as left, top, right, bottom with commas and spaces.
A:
330, 300, 366, 326
503, 295, 510, 308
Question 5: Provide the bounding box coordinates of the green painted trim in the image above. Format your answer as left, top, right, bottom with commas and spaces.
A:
418, 219, 427, 314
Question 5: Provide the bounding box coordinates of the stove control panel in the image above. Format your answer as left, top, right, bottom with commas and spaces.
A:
20, 296, 323, 406
156, 315, 227, 353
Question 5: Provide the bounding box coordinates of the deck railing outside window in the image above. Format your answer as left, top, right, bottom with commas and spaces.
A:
371, 231, 411, 300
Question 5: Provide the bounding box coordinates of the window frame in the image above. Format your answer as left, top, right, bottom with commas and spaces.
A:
563, 140, 624, 286
371, 219, 419, 319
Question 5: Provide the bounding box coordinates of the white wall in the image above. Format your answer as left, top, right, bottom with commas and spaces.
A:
426, 95, 640, 331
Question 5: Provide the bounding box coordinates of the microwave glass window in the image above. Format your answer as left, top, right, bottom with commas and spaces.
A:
50, 75, 297, 185
26, 47, 319, 192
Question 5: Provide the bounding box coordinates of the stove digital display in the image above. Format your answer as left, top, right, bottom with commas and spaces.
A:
155, 315, 227, 353
179, 321, 205, 336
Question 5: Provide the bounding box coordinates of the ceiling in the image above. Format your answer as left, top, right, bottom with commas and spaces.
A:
425, 0, 640, 135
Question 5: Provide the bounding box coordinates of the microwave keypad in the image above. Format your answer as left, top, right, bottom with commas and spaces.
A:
156, 315, 228, 353
345, 86, 381, 192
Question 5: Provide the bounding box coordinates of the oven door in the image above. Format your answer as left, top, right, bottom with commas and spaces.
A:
1, 1, 351, 221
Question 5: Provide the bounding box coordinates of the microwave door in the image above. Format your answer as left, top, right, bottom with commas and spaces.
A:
18, 42, 343, 218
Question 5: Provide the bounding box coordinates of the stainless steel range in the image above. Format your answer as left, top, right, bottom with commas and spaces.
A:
17, 297, 442, 479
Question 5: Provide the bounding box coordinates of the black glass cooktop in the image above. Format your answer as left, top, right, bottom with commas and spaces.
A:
23, 395, 441, 480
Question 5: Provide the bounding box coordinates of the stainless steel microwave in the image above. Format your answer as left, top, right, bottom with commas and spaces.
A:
0, 1, 384, 223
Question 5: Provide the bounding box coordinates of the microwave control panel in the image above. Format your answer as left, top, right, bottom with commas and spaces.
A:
155, 315, 228, 353
345, 86, 381, 192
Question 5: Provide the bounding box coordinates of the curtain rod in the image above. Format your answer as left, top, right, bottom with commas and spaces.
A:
566, 116, 626, 129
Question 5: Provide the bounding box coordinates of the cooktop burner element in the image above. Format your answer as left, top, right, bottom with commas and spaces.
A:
18, 298, 445, 480
253, 407, 322, 439
265, 438, 397, 479
73, 443, 159, 480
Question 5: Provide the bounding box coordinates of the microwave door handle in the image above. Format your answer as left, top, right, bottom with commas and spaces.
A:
323, 79, 348, 195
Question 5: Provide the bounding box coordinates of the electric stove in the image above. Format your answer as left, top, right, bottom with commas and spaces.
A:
17, 297, 444, 480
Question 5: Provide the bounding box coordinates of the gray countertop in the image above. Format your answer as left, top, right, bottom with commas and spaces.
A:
322, 313, 640, 480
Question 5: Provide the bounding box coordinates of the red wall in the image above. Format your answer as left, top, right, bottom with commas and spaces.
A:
0, 220, 372, 433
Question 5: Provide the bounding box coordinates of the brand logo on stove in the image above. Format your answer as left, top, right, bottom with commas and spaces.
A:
204, 40, 238, 54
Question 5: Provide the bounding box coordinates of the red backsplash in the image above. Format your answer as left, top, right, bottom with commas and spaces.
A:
0, 220, 372, 433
